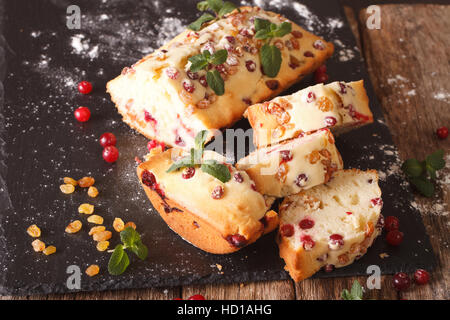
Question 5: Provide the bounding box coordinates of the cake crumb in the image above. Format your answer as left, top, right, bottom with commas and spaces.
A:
379, 253, 389, 259
216, 263, 223, 271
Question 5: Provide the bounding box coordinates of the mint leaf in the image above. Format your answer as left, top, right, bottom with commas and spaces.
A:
260, 44, 282, 78
401, 158, 423, 177
195, 130, 209, 150
189, 53, 209, 72
254, 29, 271, 40
426, 149, 445, 170
254, 18, 271, 32
188, 13, 215, 31
410, 177, 434, 197
206, 70, 225, 96
207, 0, 223, 13
120, 226, 141, 248
108, 244, 130, 275
341, 289, 352, 300
218, 1, 236, 17
350, 280, 363, 300
166, 156, 194, 173
201, 160, 231, 183
210, 49, 228, 65
130, 242, 148, 261
272, 21, 292, 38
197, 1, 209, 11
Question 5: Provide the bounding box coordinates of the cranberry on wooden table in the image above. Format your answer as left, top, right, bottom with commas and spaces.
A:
414, 269, 430, 285
392, 272, 411, 291
102, 146, 119, 163
386, 229, 404, 246
99, 132, 117, 147
436, 126, 448, 139
188, 294, 205, 300
74, 106, 91, 122
77, 81, 92, 94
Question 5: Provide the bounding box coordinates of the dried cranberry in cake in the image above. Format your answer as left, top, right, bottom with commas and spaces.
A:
99, 132, 117, 147
78, 81, 92, 94
339, 82, 347, 94
186, 70, 199, 80
376, 214, 385, 230
165, 67, 179, 80
316, 253, 328, 262
324, 116, 337, 127
211, 185, 224, 199
141, 170, 157, 188
147, 139, 164, 151
215, 64, 227, 75
328, 234, 344, 250
144, 111, 157, 125
181, 167, 195, 179
251, 183, 257, 191
386, 230, 404, 246
306, 92, 316, 103
313, 40, 326, 50
290, 38, 300, 50
280, 150, 293, 162
370, 197, 383, 207
226, 54, 239, 66
291, 30, 303, 38
202, 41, 215, 54
226, 234, 247, 248
242, 98, 252, 105
304, 51, 314, 57
289, 55, 300, 69
182, 79, 195, 93
346, 211, 353, 215
299, 218, 314, 229
245, 60, 256, 72
385, 216, 399, 232
233, 172, 244, 183
199, 75, 208, 87
414, 269, 430, 285
295, 173, 308, 187
225, 35, 235, 44
280, 224, 294, 237
265, 80, 279, 90
392, 272, 410, 291
300, 235, 315, 250
324, 264, 334, 272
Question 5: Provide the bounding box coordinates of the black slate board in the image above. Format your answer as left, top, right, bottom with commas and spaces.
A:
0, 0, 436, 295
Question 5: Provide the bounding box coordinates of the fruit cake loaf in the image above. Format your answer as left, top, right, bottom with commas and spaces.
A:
244, 80, 373, 148
137, 148, 278, 254
236, 129, 343, 197
107, 6, 334, 148
278, 169, 384, 282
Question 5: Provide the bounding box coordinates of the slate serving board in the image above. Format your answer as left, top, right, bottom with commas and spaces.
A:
0, 0, 436, 295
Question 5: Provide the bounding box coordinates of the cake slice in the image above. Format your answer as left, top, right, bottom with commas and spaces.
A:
236, 129, 343, 197
244, 80, 373, 148
107, 6, 334, 148
137, 148, 278, 254
278, 169, 384, 282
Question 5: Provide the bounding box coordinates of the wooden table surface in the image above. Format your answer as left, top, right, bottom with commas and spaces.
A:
2, 3, 449, 300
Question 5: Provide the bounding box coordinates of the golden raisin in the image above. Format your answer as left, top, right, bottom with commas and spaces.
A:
78, 176, 95, 188
96, 240, 110, 251
78, 203, 94, 215
27, 224, 41, 238
43, 245, 56, 255
88, 226, 105, 236
366, 221, 375, 237
32, 239, 46, 252
87, 215, 104, 225
125, 222, 137, 230
272, 126, 285, 139
308, 150, 321, 164
316, 96, 333, 112
87, 186, 99, 198
113, 218, 125, 232
93, 230, 112, 242
65, 220, 82, 233
63, 177, 78, 186
60, 184, 75, 194
85, 264, 100, 277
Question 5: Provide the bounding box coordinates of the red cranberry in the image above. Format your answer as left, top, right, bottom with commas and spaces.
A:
392, 272, 411, 291
147, 140, 164, 151
436, 126, 448, 139
316, 65, 327, 74
242, 98, 252, 105
186, 70, 199, 80
165, 67, 179, 80
299, 218, 314, 229
371, 197, 383, 207
215, 64, 227, 74
102, 146, 119, 163
181, 167, 195, 179
173, 298, 183, 300
306, 91, 316, 103
250, 183, 257, 191
314, 72, 329, 84
141, 170, 156, 188
304, 51, 314, 57
211, 185, 224, 199
188, 294, 205, 300
295, 173, 308, 187
329, 234, 344, 249
376, 214, 385, 230
301, 235, 315, 250
291, 30, 303, 38
74, 106, 91, 122
233, 172, 243, 183
245, 60, 256, 72
346, 211, 353, 215
226, 234, 247, 247
280, 224, 294, 237
174, 135, 185, 147
324, 264, 334, 272
414, 269, 430, 285
225, 36, 235, 44
280, 150, 293, 162
386, 230, 404, 246
313, 40, 326, 50
144, 111, 157, 125
385, 216, 400, 232
78, 81, 92, 94
99, 132, 117, 147
339, 82, 347, 94
265, 80, 279, 90
324, 116, 337, 127
182, 79, 195, 93
199, 75, 208, 87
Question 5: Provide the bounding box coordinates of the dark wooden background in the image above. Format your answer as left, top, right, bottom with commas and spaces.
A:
2, 3, 449, 300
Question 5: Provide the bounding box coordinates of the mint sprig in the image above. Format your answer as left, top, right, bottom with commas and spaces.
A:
108, 227, 148, 275
188, 50, 228, 95
189, 0, 237, 31
401, 149, 445, 198
167, 130, 231, 183
341, 280, 364, 300
254, 18, 292, 78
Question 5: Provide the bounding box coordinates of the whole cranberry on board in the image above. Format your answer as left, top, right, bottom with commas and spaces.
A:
385, 216, 400, 232
102, 146, 119, 163
414, 269, 430, 285
99, 132, 117, 148
74, 106, 91, 122
315, 64, 327, 74
436, 126, 448, 139
188, 294, 205, 300
314, 72, 329, 84
78, 81, 93, 94
392, 272, 411, 291
386, 229, 404, 246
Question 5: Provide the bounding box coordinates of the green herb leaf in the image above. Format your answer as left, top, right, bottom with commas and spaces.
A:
108, 244, 130, 276
410, 177, 434, 198
166, 156, 194, 173
341, 280, 363, 300
218, 1, 237, 17
201, 160, 231, 183
195, 130, 209, 150
254, 18, 271, 32
188, 13, 215, 31
254, 29, 271, 40
210, 49, 228, 65
207, 0, 223, 13
426, 149, 445, 171
197, 1, 209, 11
120, 226, 141, 248
401, 158, 423, 177
341, 289, 352, 300
260, 43, 282, 78
188, 53, 209, 72
130, 242, 148, 261
272, 21, 292, 38
206, 70, 225, 96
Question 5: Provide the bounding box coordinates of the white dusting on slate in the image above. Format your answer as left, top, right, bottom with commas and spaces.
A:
433, 91, 450, 102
